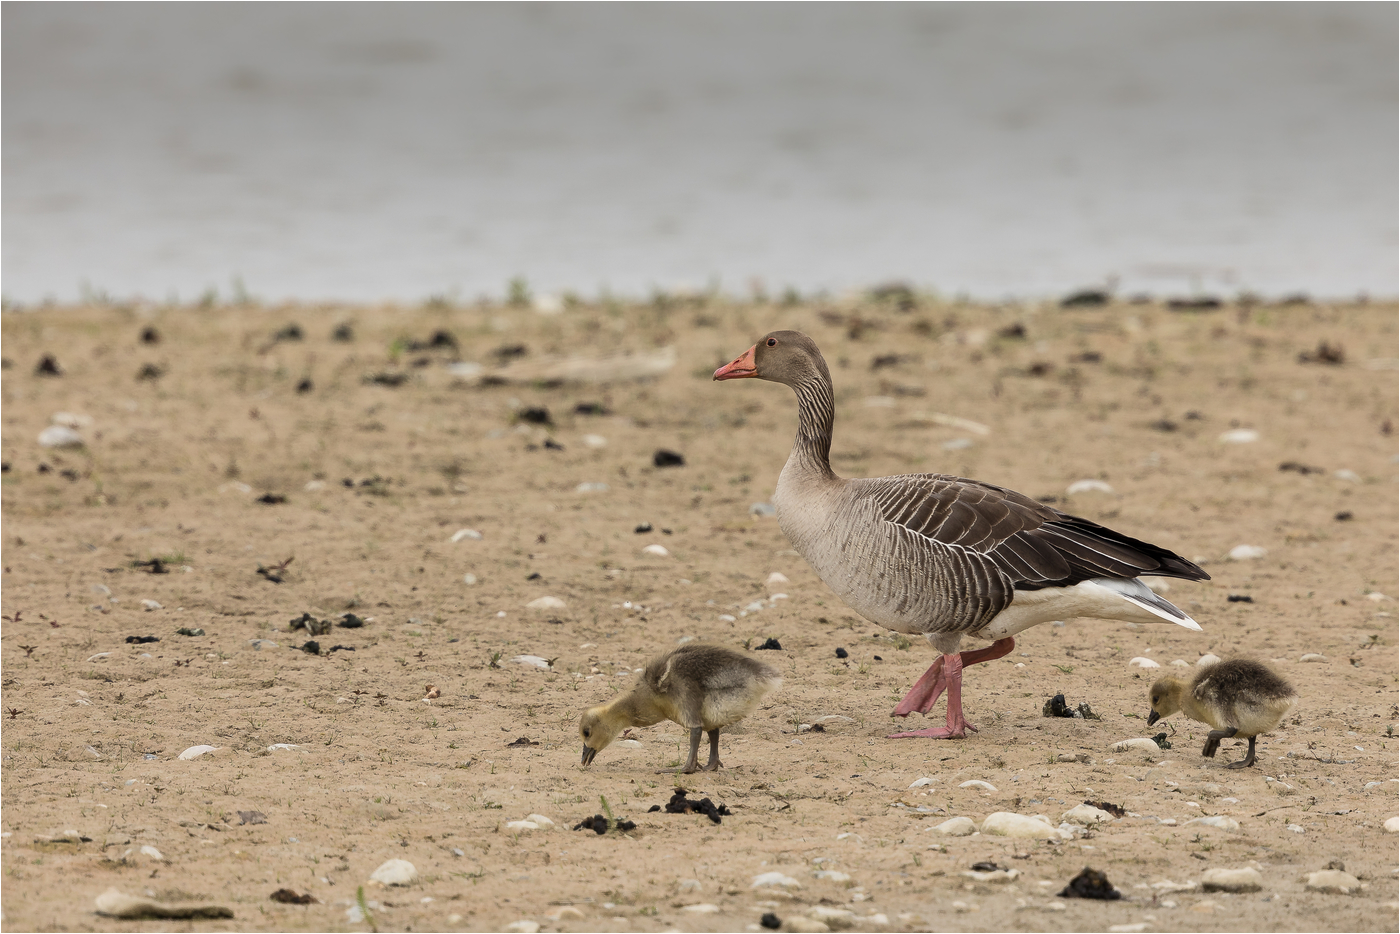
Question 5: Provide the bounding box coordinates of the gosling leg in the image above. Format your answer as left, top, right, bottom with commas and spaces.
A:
1224, 735, 1258, 769
700, 729, 724, 772
657, 727, 704, 775
1202, 726, 1238, 759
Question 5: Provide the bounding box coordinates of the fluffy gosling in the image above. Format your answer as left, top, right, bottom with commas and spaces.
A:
580, 644, 781, 773
1147, 658, 1298, 768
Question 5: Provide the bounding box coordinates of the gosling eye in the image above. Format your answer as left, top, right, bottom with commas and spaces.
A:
583, 728, 591, 738
766, 337, 777, 347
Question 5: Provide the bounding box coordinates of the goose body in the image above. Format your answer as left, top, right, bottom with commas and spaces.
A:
1147, 658, 1297, 768
580, 644, 781, 772
715, 330, 1209, 739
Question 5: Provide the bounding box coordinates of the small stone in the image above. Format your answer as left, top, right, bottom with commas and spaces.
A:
38, 425, 84, 448
369, 858, 419, 886
959, 780, 997, 791
642, 544, 669, 556
463, 573, 478, 586
933, 817, 977, 836
504, 922, 541, 934
766, 572, 791, 590
963, 868, 1020, 884
510, 655, 552, 669
545, 906, 585, 921
1197, 654, 1222, 666
1128, 657, 1160, 669
1228, 544, 1267, 560
980, 812, 1066, 839
576, 482, 610, 493
1300, 653, 1327, 663
1286, 824, 1306, 833
267, 743, 301, 752
139, 845, 165, 862
1200, 867, 1262, 892
752, 871, 801, 888
450, 528, 483, 542
1184, 815, 1240, 832
1218, 429, 1259, 444
908, 777, 936, 788
582, 434, 607, 448
1171, 659, 1191, 667
681, 904, 719, 913
1061, 804, 1114, 826
1304, 869, 1362, 894
1384, 816, 1400, 832
141, 599, 163, 611
1112, 738, 1162, 753
813, 870, 851, 883
811, 905, 855, 926
177, 745, 218, 760
525, 596, 566, 610
1066, 479, 1114, 495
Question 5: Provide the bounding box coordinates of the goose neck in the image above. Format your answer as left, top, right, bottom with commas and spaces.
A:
790, 374, 837, 475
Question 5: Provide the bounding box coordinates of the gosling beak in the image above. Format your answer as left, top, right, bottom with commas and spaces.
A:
581, 744, 597, 767
1146, 710, 1160, 726
713, 345, 758, 380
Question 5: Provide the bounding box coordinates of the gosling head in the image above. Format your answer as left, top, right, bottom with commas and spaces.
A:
579, 705, 622, 767
1146, 675, 1186, 726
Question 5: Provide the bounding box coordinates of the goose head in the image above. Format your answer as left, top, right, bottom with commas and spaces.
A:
579, 704, 623, 767
1146, 675, 1186, 726
713, 330, 830, 386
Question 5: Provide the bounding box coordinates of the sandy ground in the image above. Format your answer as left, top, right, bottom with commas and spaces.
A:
2, 294, 1397, 933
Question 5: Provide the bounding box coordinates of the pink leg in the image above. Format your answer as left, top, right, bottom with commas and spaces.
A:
888, 638, 1016, 740
890, 655, 947, 717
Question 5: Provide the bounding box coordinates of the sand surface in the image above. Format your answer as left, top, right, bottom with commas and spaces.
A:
2, 295, 1397, 932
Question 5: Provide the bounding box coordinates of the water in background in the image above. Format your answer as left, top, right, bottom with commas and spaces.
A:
3, 4, 1395, 305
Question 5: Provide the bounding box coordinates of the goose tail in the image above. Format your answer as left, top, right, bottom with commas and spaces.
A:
1092, 577, 1203, 631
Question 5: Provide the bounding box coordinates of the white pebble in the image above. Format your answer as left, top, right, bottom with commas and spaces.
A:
463, 573, 478, 586
139, 845, 165, 861
959, 780, 997, 792
369, 858, 419, 886
267, 743, 301, 752
766, 572, 791, 590
980, 812, 1067, 839
1128, 656, 1160, 669
1112, 738, 1162, 753
811, 906, 855, 923
1197, 654, 1222, 666
576, 482, 610, 493
933, 817, 977, 836
680, 904, 719, 913
908, 777, 936, 788
1066, 479, 1114, 495
450, 528, 483, 542
582, 434, 607, 448
1384, 816, 1400, 833
546, 906, 585, 921
38, 425, 84, 448
1305, 869, 1362, 894
304, 480, 325, 491
1334, 469, 1360, 482
504, 922, 541, 934
813, 870, 851, 882
1061, 804, 1114, 826
642, 544, 669, 557
1200, 867, 1262, 892
751, 871, 801, 888
1218, 429, 1259, 443
1286, 824, 1306, 834
1184, 815, 1240, 831
1300, 653, 1327, 663
525, 596, 567, 610
1228, 544, 1267, 560
176, 745, 218, 760
963, 867, 1020, 884
510, 655, 552, 670
1171, 659, 1191, 667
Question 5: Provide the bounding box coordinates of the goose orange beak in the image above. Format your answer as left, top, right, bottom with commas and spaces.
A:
714, 345, 758, 380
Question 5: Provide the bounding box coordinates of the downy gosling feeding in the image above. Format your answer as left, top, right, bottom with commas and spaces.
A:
1147, 658, 1298, 768
579, 644, 781, 773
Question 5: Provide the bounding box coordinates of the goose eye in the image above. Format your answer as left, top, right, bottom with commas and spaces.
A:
766, 337, 777, 346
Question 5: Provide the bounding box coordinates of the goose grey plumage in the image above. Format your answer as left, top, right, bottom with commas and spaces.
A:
714, 330, 1209, 739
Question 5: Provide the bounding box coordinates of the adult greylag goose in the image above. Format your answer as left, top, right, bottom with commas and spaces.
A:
580, 644, 782, 773
1147, 658, 1297, 768
714, 330, 1208, 739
